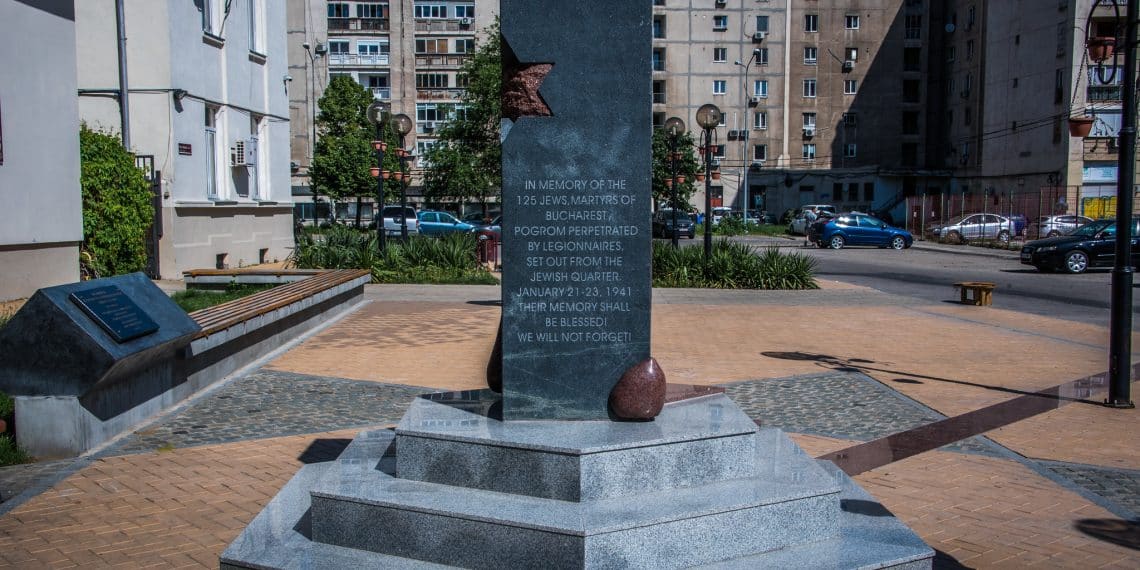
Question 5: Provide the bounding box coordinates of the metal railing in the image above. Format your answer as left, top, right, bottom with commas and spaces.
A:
328, 18, 390, 32
369, 87, 391, 100
329, 53, 390, 66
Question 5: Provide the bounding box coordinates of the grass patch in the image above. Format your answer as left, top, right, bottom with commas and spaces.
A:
0, 435, 31, 466
291, 227, 498, 284
653, 240, 818, 290
694, 221, 790, 238
170, 284, 276, 313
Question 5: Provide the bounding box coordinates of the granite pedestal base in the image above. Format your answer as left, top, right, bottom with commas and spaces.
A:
222, 392, 933, 569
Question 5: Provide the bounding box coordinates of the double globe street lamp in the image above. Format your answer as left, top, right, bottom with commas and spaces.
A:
664, 116, 686, 249
366, 103, 416, 250
695, 103, 723, 261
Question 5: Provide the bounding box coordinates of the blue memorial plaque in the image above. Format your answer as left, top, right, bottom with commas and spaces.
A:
69, 285, 159, 343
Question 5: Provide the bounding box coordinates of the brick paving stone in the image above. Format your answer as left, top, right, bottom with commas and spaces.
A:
1035, 461, 1140, 520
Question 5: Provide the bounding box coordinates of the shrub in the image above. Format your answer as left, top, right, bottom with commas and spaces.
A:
652, 240, 818, 290
290, 228, 496, 284
80, 125, 152, 277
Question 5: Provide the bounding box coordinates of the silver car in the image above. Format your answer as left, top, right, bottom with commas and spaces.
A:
1031, 215, 1094, 238
930, 213, 1013, 244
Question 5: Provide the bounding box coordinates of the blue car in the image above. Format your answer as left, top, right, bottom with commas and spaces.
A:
808, 212, 913, 250
417, 211, 476, 236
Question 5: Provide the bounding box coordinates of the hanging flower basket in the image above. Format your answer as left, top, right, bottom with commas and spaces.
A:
677, 175, 686, 183
1068, 116, 1096, 138
711, 171, 722, 181
393, 172, 404, 181
1087, 37, 1115, 63
381, 170, 392, 179
664, 179, 673, 188
371, 140, 388, 152
696, 173, 706, 182
369, 167, 381, 178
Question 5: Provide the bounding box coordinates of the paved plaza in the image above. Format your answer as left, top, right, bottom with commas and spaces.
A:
0, 281, 1137, 567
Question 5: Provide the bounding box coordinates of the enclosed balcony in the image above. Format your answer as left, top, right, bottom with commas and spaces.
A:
329, 53, 390, 67
328, 18, 390, 33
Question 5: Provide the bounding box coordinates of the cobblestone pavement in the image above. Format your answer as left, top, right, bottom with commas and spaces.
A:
96, 370, 431, 457
1038, 460, 1140, 520
0, 458, 83, 507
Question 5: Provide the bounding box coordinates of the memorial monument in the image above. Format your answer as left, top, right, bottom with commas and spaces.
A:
222, 1, 933, 567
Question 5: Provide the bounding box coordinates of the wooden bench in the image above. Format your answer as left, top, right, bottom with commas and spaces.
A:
189, 269, 370, 337
954, 281, 996, 306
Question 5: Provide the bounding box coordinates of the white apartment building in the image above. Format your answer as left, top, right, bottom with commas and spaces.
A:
0, 0, 83, 301
76, 0, 293, 277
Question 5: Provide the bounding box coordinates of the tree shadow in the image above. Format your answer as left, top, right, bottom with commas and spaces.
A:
1074, 519, 1140, 551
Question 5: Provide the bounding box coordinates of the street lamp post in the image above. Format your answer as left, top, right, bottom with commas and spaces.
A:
735, 48, 763, 223
303, 41, 327, 225
695, 104, 723, 261
664, 116, 685, 248
366, 101, 390, 253
391, 113, 414, 241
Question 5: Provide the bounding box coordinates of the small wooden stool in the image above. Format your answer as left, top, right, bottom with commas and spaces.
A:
954, 281, 996, 306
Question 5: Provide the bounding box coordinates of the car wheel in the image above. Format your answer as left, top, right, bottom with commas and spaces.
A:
946, 230, 962, 244
1064, 251, 1089, 274
829, 235, 846, 250
890, 236, 906, 250
997, 230, 1010, 244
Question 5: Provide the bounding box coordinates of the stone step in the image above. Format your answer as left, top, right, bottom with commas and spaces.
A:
395, 390, 761, 501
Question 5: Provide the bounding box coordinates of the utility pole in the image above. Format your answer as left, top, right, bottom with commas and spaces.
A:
115, 0, 131, 149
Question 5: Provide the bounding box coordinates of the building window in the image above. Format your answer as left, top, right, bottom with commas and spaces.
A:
357, 2, 387, 18
713, 80, 727, 95
803, 79, 817, 98
455, 38, 475, 53
966, 40, 974, 61
902, 111, 919, 134
754, 79, 768, 98
904, 47, 921, 71
455, 4, 475, 18
205, 105, 220, 198
456, 73, 470, 88
415, 4, 448, 18
249, 114, 264, 200
416, 103, 444, 123
754, 111, 767, 130
329, 39, 350, 55
803, 113, 816, 130
713, 47, 727, 63
248, 0, 264, 53
754, 144, 767, 162
652, 49, 665, 71
802, 144, 816, 160
416, 73, 449, 88
756, 48, 769, 65
800, 185, 815, 194
844, 79, 857, 94
864, 182, 875, 201
843, 113, 857, 127
805, 14, 818, 32
202, 0, 220, 34
903, 79, 920, 102
327, 2, 349, 19
756, 15, 769, 32
713, 15, 728, 31
964, 107, 972, 125
844, 144, 857, 159
415, 39, 448, 54
653, 16, 666, 39
905, 14, 921, 39
713, 144, 726, 159
845, 15, 860, 30
804, 46, 818, 64
845, 47, 858, 61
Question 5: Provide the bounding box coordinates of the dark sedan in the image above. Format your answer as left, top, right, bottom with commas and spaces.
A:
1020, 219, 1140, 273
652, 209, 695, 239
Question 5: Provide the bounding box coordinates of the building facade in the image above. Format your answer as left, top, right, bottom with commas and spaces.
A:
0, 0, 83, 301
288, 0, 329, 220
76, 0, 293, 277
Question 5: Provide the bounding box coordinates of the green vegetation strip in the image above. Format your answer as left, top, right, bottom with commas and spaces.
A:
653, 240, 818, 290
171, 285, 277, 313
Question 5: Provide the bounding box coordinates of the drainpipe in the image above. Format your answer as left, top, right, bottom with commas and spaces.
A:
115, 0, 131, 149
779, 0, 791, 167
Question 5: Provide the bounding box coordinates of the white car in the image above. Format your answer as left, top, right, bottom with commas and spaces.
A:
378, 206, 420, 237
711, 207, 733, 225
788, 205, 836, 235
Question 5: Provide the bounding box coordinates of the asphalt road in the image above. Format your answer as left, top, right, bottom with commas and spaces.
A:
733, 236, 1136, 327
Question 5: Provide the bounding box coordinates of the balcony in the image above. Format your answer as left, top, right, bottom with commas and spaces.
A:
328, 18, 390, 33
415, 20, 473, 33
329, 53, 390, 67
415, 54, 469, 69
370, 87, 391, 100
1088, 85, 1122, 101
417, 88, 466, 101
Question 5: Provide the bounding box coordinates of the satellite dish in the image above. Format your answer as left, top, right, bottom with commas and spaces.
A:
945, 23, 956, 33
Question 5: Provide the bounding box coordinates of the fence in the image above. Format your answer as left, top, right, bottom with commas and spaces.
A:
902, 186, 1135, 242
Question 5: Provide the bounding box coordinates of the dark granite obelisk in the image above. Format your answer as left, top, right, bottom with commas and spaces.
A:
500, 0, 652, 419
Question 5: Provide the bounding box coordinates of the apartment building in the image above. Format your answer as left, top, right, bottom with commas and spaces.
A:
288, 0, 329, 220
76, 0, 294, 277
0, 0, 82, 301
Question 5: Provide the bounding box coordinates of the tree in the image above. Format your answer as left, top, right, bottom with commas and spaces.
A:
310, 76, 400, 218
651, 128, 701, 212
422, 20, 502, 215
79, 124, 152, 276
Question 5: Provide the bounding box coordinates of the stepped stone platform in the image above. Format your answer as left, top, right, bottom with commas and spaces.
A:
222, 392, 933, 569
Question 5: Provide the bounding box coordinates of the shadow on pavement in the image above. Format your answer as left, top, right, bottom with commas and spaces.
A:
933, 549, 974, 569
297, 438, 352, 464
1074, 519, 1140, 551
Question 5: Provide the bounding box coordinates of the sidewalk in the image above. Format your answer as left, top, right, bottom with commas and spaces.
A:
0, 282, 1136, 568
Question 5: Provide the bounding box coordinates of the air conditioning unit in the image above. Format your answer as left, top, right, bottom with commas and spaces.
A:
231, 139, 255, 167
715, 0, 726, 6
423, 122, 436, 133
459, 17, 472, 25
802, 127, 815, 138
842, 60, 854, 71
728, 129, 740, 139
749, 96, 761, 105
752, 31, 767, 42
751, 160, 765, 168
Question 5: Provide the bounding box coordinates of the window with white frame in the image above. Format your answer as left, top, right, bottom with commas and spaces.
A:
754, 79, 768, 98
713, 80, 726, 95
713, 15, 728, 30
802, 144, 816, 160
803, 79, 817, 97
845, 15, 859, 30
844, 143, 857, 158
843, 112, 857, 127
202, 0, 220, 34
249, 114, 264, 200
803, 113, 816, 130
804, 46, 817, 64
415, 4, 448, 18
205, 105, 220, 198
713, 47, 727, 63
845, 47, 858, 61
754, 111, 767, 130
804, 14, 818, 32
754, 144, 767, 161
248, 0, 264, 53
416, 141, 438, 167
756, 15, 769, 32
713, 144, 726, 159
844, 79, 857, 94
416, 103, 445, 122
453, 38, 474, 53
455, 5, 475, 18
329, 40, 350, 55
756, 48, 769, 65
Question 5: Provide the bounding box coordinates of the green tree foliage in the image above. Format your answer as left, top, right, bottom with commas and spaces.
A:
79, 125, 152, 277
310, 76, 400, 204
422, 20, 502, 214
651, 128, 701, 212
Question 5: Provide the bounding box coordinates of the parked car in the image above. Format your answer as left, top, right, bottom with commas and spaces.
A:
1030, 215, 1095, 238
711, 207, 733, 225
807, 212, 913, 250
652, 209, 695, 239
928, 213, 1014, 244
475, 214, 502, 241
375, 206, 420, 237
418, 211, 476, 236
461, 211, 499, 225
1020, 219, 1140, 273
788, 205, 837, 235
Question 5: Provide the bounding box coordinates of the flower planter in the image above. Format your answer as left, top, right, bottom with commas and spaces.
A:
677, 175, 686, 183
369, 167, 380, 178
371, 140, 388, 152
696, 173, 706, 182
381, 170, 392, 179
1068, 116, 1095, 138
1087, 37, 1115, 63
664, 179, 673, 188
711, 171, 722, 181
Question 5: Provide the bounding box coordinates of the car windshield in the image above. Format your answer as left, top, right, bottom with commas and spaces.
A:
1069, 220, 1114, 237
941, 214, 969, 225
